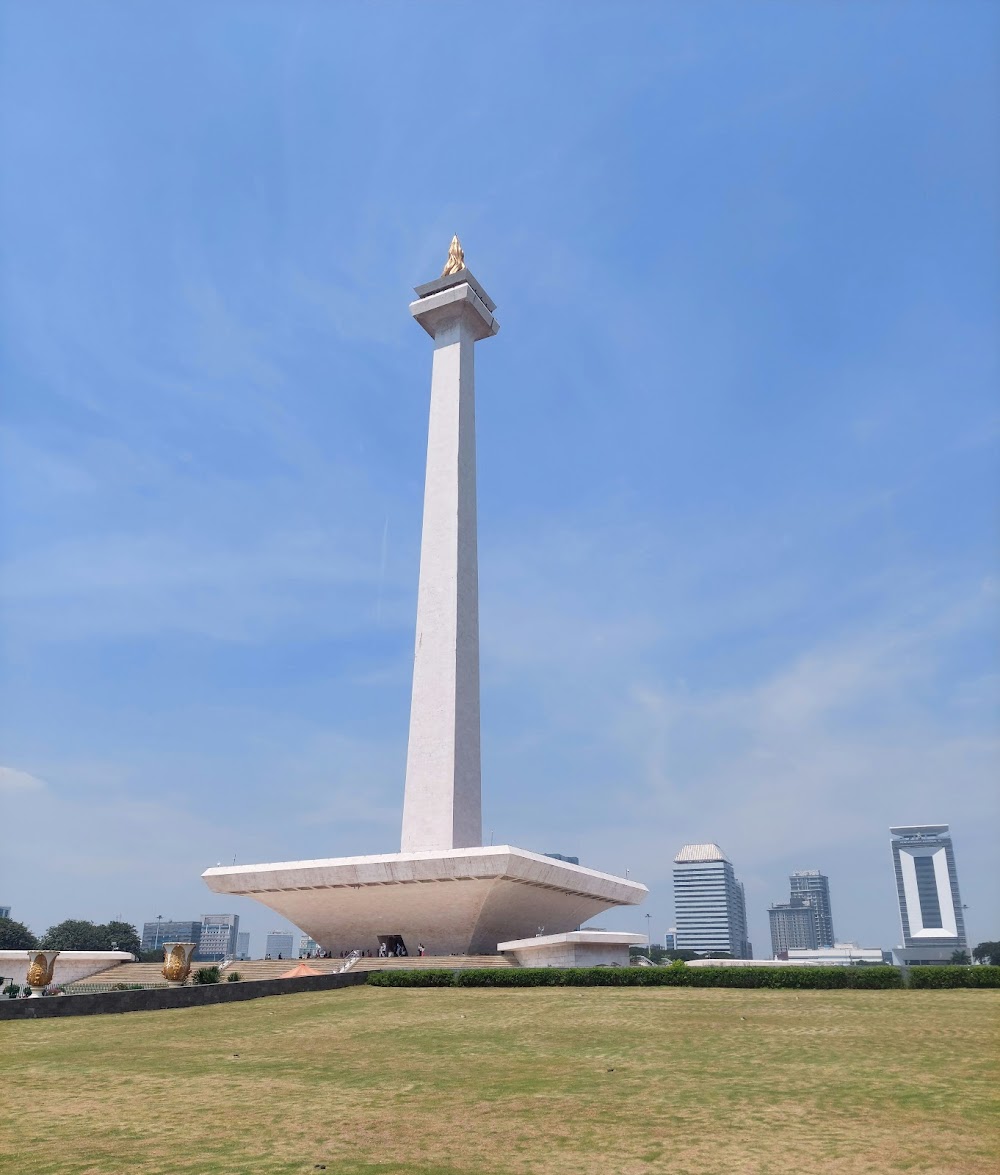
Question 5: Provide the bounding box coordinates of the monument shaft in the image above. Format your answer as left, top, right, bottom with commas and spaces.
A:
402, 279, 496, 853
202, 250, 649, 956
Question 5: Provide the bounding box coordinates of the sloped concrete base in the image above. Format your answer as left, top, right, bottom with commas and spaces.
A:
202, 845, 647, 957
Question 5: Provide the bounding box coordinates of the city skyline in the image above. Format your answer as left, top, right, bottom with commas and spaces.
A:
1, 6, 997, 956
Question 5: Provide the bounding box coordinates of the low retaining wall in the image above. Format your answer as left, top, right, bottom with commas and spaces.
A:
0, 969, 367, 1020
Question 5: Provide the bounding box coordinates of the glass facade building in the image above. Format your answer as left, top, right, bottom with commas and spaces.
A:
265, 930, 295, 958
673, 844, 752, 959
891, 825, 967, 960
141, 919, 202, 953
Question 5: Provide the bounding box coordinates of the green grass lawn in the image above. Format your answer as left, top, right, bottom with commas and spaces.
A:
3, 986, 997, 1175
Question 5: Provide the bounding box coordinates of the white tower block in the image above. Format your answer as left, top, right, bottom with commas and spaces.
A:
400, 268, 499, 853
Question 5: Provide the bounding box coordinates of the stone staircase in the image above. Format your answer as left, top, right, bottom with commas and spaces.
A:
219, 958, 349, 982
64, 962, 171, 990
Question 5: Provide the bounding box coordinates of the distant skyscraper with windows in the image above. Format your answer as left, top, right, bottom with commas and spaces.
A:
673, 844, 752, 959
198, 914, 240, 961
265, 930, 295, 959
768, 869, 836, 957
0, 905, 10, 920
789, 870, 835, 947
235, 932, 251, 960
768, 901, 819, 954
141, 919, 202, 954
891, 825, 967, 965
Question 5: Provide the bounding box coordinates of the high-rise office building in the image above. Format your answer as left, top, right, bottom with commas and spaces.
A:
235, 932, 251, 960
198, 914, 240, 962
789, 870, 835, 947
141, 919, 203, 953
891, 825, 968, 964
0, 905, 10, 920
265, 930, 295, 959
663, 929, 677, 952
299, 935, 320, 958
673, 844, 752, 959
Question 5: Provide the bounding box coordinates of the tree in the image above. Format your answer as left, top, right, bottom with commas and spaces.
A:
973, 941, 1000, 966
40, 919, 142, 953
0, 917, 37, 950
103, 921, 141, 957
950, 949, 971, 965
629, 944, 669, 964
41, 920, 109, 950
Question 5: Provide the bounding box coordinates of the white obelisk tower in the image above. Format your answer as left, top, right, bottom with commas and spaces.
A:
400, 237, 499, 853
203, 240, 646, 956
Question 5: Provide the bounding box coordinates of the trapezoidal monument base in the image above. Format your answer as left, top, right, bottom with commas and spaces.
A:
202, 846, 646, 957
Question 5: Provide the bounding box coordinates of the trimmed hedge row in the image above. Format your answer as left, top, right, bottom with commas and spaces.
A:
909, 965, 1000, 989
366, 969, 457, 987
367, 965, 904, 989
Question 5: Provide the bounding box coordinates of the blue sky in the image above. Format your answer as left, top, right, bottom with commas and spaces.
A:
1, 2, 997, 957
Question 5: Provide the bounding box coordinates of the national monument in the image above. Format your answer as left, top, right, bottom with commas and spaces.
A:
203, 240, 647, 955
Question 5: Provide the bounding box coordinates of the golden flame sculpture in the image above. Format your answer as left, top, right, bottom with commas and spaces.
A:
25, 949, 60, 995
441, 234, 466, 276
161, 942, 197, 985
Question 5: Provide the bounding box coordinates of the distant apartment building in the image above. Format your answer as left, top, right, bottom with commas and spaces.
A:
265, 930, 295, 958
0, 906, 10, 920
768, 901, 819, 954
789, 870, 835, 946
673, 844, 752, 959
891, 825, 968, 965
198, 914, 240, 962
235, 932, 251, 960
663, 929, 677, 952
767, 869, 835, 957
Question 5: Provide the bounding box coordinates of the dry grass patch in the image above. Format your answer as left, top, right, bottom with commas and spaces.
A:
2, 986, 997, 1174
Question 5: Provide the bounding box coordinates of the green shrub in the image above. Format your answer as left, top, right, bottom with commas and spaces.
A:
226, 971, 242, 982
367, 965, 904, 990
908, 965, 1000, 989
366, 969, 457, 987
3, 983, 22, 998
456, 967, 567, 987
193, 966, 221, 985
